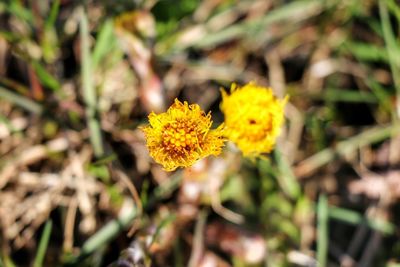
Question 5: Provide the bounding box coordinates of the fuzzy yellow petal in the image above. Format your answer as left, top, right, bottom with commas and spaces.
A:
220, 82, 287, 156
141, 99, 225, 171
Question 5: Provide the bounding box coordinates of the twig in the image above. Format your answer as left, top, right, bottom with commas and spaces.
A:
114, 169, 143, 236
188, 209, 207, 267
211, 187, 244, 224
114, 169, 143, 216
63, 199, 78, 253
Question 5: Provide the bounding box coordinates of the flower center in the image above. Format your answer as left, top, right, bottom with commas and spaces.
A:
243, 118, 272, 142
162, 121, 200, 154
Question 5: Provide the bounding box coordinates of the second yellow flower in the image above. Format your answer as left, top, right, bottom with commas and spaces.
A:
220, 82, 287, 156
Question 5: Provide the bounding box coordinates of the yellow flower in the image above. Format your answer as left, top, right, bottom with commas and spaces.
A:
141, 99, 225, 171
220, 82, 287, 156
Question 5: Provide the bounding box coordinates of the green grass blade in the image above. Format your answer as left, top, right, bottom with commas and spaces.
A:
80, 7, 104, 157
366, 78, 394, 114
79, 208, 137, 260
31, 61, 61, 91
345, 42, 388, 63
92, 19, 115, 69
379, 0, 400, 117
329, 206, 395, 235
45, 0, 60, 29
274, 149, 301, 199
0, 86, 43, 114
33, 220, 53, 267
317, 194, 329, 267
296, 124, 400, 177
386, 0, 400, 25
7, 0, 33, 23
309, 88, 379, 103
42, 0, 60, 63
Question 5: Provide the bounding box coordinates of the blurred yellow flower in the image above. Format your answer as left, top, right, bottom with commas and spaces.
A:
141, 99, 225, 171
220, 82, 287, 156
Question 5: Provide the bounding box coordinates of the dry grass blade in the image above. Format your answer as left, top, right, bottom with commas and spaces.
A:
188, 209, 207, 267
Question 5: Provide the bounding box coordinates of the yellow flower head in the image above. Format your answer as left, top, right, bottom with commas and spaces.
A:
141, 99, 225, 171
220, 82, 287, 156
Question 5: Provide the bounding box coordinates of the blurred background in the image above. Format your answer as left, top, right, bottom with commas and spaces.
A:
1, 0, 400, 266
